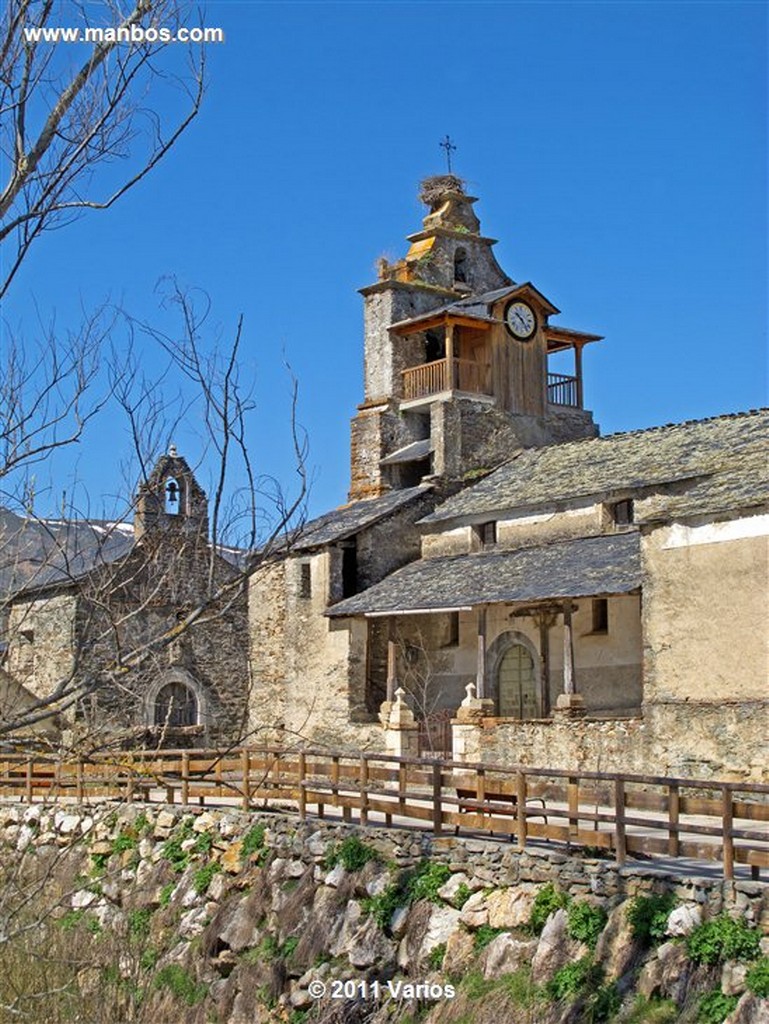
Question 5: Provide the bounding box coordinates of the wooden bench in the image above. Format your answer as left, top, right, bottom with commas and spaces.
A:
455, 787, 548, 837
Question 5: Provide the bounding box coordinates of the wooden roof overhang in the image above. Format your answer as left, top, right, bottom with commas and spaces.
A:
390, 312, 494, 337
545, 325, 604, 354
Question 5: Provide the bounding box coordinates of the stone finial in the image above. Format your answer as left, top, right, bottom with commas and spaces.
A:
168, 443, 178, 457
462, 682, 477, 706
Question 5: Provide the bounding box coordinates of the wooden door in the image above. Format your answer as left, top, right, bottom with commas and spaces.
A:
497, 644, 537, 719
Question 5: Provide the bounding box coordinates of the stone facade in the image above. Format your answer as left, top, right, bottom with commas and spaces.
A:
2, 451, 250, 747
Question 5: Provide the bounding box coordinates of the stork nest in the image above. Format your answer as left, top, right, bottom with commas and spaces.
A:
419, 174, 465, 206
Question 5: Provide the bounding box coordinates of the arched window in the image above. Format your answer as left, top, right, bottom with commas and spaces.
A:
165, 477, 181, 515
453, 247, 468, 284
154, 681, 197, 728
497, 643, 537, 719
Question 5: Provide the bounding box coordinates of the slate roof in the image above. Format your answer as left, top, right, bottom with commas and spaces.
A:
421, 409, 769, 526
380, 439, 433, 466
327, 532, 640, 617
289, 485, 432, 552
0, 510, 135, 599
389, 286, 519, 330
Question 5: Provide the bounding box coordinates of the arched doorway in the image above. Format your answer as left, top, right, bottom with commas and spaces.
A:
497, 644, 537, 718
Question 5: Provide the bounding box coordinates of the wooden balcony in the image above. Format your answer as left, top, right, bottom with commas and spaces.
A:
402, 358, 491, 402
547, 372, 581, 408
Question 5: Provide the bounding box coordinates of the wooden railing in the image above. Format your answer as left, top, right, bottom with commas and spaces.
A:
547, 372, 579, 407
402, 358, 491, 401
1, 748, 767, 879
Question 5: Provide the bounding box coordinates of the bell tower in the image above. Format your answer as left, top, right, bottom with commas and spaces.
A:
133, 446, 209, 541
348, 177, 601, 501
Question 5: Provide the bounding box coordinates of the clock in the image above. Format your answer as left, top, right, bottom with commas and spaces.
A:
504, 300, 537, 340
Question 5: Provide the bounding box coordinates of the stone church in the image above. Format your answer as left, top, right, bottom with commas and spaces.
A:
249, 175, 768, 782
1, 175, 767, 779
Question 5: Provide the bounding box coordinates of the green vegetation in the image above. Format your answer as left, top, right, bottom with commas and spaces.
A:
460, 967, 543, 1010
697, 990, 739, 1024
161, 818, 195, 873
687, 914, 761, 966
362, 882, 403, 930
153, 964, 208, 1007
159, 881, 176, 907
140, 947, 159, 971
453, 881, 472, 908
547, 956, 602, 1001
58, 909, 86, 931
246, 934, 299, 964
624, 996, 680, 1024
529, 882, 570, 934
111, 830, 137, 855
408, 861, 451, 903
192, 830, 213, 855
627, 892, 677, 947
90, 852, 109, 875
473, 924, 506, 951
324, 835, 379, 872
128, 908, 152, 939
427, 943, 446, 969
746, 956, 769, 998
193, 861, 221, 896
567, 900, 608, 949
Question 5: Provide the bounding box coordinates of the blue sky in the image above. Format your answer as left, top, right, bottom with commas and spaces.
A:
4, 1, 767, 527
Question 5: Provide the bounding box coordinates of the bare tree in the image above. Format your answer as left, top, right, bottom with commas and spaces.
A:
0, 0, 205, 298
0, 286, 308, 748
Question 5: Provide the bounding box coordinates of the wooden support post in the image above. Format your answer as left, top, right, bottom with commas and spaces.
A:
614, 779, 627, 866
241, 749, 250, 812
445, 322, 455, 390
181, 752, 190, 806
76, 760, 84, 805
298, 752, 307, 820
668, 783, 680, 857
476, 768, 486, 822
386, 639, 397, 702
360, 756, 369, 827
574, 343, 584, 409
398, 761, 406, 816
563, 602, 575, 695
538, 613, 552, 717
25, 761, 32, 803
722, 785, 734, 880
476, 606, 487, 699
432, 762, 443, 835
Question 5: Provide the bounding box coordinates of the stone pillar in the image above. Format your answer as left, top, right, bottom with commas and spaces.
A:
451, 682, 495, 762
382, 688, 420, 759
555, 600, 585, 716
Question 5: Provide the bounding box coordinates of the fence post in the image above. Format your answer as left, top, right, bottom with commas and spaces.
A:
432, 762, 443, 835
25, 760, 32, 803
181, 752, 190, 806
360, 756, 369, 827
567, 776, 579, 846
241, 749, 250, 812
614, 779, 626, 866
668, 783, 679, 857
76, 759, 84, 805
516, 771, 527, 849
297, 752, 307, 820
722, 785, 734, 880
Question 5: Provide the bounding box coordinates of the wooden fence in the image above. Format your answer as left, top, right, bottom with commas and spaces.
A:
1, 747, 767, 880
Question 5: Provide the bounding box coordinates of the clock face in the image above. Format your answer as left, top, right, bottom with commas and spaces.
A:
504, 301, 537, 340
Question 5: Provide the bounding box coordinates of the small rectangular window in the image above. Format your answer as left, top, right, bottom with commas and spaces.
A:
475, 521, 497, 547
442, 612, 460, 647
592, 598, 609, 634
611, 499, 634, 526
299, 562, 312, 599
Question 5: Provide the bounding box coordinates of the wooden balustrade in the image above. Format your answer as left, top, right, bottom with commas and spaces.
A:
402, 358, 491, 401
547, 372, 579, 407
1, 748, 767, 879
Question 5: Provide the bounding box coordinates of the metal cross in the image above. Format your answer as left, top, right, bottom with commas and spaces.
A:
439, 134, 457, 174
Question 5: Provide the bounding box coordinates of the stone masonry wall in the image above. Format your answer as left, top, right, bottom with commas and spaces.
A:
1, 801, 766, 1024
